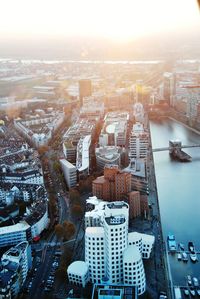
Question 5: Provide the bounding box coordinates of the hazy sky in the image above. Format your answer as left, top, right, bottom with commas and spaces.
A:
0, 0, 199, 41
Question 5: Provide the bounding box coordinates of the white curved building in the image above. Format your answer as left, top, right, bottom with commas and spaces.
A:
67, 261, 89, 287
123, 246, 146, 295
128, 232, 143, 255
68, 200, 153, 294
128, 232, 155, 259
85, 227, 105, 283
104, 215, 128, 284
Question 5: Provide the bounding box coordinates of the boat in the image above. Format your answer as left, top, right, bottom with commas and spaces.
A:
190, 252, 198, 263
177, 253, 182, 261
184, 288, 189, 296
187, 275, 192, 286
167, 234, 176, 252
193, 277, 199, 287
190, 288, 195, 297
178, 243, 185, 251
188, 242, 195, 253
182, 252, 188, 262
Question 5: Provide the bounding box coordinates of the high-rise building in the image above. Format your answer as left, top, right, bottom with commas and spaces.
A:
67, 201, 154, 295
163, 72, 174, 105
135, 80, 143, 103
129, 122, 149, 161
79, 79, 92, 106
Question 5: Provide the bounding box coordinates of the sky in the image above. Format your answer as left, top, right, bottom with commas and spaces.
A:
0, 0, 199, 41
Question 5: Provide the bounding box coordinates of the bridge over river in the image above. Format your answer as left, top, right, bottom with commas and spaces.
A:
153, 140, 200, 153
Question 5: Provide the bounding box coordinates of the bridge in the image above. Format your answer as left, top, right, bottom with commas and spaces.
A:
153, 141, 200, 153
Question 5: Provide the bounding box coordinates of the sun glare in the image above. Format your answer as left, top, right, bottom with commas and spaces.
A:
0, 0, 199, 40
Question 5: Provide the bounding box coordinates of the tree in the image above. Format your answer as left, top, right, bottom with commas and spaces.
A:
53, 161, 61, 173
55, 224, 64, 240
71, 205, 83, 218
69, 189, 81, 205
63, 220, 76, 241
38, 145, 49, 156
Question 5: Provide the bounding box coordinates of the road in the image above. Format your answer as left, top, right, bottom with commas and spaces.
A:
26, 148, 70, 299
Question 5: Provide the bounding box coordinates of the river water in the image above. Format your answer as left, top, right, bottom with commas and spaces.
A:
150, 118, 200, 287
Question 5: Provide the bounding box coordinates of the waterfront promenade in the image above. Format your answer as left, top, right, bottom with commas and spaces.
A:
147, 118, 172, 298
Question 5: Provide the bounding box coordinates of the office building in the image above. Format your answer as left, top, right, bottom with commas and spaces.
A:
67, 201, 154, 295
67, 261, 89, 287
95, 146, 121, 171
129, 122, 149, 161
92, 165, 131, 201
163, 72, 174, 105
123, 246, 145, 294
79, 79, 92, 106
99, 112, 128, 147
60, 159, 77, 189
2, 241, 32, 285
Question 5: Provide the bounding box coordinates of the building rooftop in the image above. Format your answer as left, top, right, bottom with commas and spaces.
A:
60, 159, 76, 169
123, 245, 141, 262
92, 283, 137, 299
124, 159, 146, 178
67, 261, 88, 276
105, 215, 125, 226
86, 226, 104, 236
0, 221, 30, 235
128, 232, 155, 245
107, 202, 129, 210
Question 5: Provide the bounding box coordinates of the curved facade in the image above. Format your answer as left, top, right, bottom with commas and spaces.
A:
104, 215, 128, 284
128, 232, 143, 255
123, 246, 146, 295
85, 227, 105, 283
67, 261, 89, 287
95, 146, 121, 171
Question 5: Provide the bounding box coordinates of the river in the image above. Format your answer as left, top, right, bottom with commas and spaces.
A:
150, 118, 200, 287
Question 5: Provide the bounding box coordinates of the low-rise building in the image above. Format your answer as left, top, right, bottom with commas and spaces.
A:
95, 146, 121, 171
67, 261, 89, 287
14, 111, 65, 148
92, 165, 131, 202
99, 112, 129, 147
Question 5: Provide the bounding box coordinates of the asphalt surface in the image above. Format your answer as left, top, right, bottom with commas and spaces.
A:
23, 147, 70, 299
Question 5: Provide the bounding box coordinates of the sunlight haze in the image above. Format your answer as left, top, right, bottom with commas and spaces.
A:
0, 0, 199, 41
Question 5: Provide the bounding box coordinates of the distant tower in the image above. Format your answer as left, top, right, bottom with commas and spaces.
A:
79, 79, 92, 106
163, 72, 174, 106
135, 80, 143, 103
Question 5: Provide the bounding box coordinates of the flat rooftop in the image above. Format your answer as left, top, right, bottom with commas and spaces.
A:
105, 215, 125, 226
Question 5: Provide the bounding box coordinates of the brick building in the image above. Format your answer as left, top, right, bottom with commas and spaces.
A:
92, 165, 149, 219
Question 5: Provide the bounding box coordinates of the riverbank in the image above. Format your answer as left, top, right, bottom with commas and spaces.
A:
168, 116, 200, 136
150, 118, 200, 297
147, 118, 171, 298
